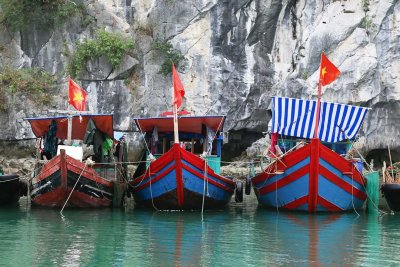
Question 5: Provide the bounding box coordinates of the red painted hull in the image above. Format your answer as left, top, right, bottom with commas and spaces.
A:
252, 139, 367, 212
30, 150, 114, 208
130, 144, 235, 210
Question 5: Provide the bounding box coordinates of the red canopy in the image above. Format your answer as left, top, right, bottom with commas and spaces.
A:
26, 114, 114, 140
134, 115, 225, 134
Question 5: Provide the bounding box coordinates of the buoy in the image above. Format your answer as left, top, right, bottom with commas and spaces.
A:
235, 181, 243, 203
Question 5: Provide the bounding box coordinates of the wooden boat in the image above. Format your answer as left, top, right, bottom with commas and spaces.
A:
26, 114, 127, 208
0, 174, 25, 205
251, 96, 369, 212
129, 115, 237, 210
381, 164, 400, 212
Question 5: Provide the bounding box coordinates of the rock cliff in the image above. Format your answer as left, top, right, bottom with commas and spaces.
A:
0, 0, 399, 164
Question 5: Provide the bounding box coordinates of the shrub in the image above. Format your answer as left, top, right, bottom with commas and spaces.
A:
151, 38, 185, 76
0, 0, 85, 31
0, 67, 55, 110
67, 30, 134, 78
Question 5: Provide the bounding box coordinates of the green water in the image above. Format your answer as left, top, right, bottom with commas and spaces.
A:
0, 198, 399, 266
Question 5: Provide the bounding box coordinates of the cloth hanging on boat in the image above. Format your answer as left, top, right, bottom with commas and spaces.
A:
152, 126, 159, 142
83, 119, 96, 144
103, 137, 113, 156
271, 96, 369, 143
83, 119, 107, 162
205, 127, 215, 154
43, 120, 58, 159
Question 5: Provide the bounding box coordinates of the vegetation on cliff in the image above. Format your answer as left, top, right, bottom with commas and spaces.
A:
67, 30, 134, 78
151, 38, 185, 76
0, 0, 85, 31
0, 67, 55, 111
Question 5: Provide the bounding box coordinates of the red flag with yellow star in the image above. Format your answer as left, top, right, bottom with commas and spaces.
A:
172, 64, 185, 109
68, 78, 87, 111
319, 53, 340, 86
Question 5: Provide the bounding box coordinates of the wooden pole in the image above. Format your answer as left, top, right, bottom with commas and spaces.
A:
173, 104, 179, 144
67, 116, 72, 145
313, 81, 322, 139
314, 53, 323, 139
388, 144, 394, 180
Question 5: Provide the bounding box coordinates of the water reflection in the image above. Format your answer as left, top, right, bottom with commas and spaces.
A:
1, 200, 400, 266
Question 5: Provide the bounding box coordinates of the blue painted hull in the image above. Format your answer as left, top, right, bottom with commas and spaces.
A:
252, 139, 367, 212
131, 144, 235, 210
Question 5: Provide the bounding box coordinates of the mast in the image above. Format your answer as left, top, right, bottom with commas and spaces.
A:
313, 81, 322, 139
172, 73, 180, 144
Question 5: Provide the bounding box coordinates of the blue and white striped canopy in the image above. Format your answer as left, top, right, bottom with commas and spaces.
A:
271, 97, 369, 143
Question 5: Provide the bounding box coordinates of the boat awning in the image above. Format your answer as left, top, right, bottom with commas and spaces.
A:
25, 114, 114, 140
134, 115, 226, 134
271, 96, 369, 143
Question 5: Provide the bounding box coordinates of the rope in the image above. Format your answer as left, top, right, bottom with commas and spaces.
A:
201, 161, 209, 221
351, 171, 360, 216
148, 163, 159, 211
0, 176, 20, 183
205, 119, 225, 155
60, 160, 89, 215
136, 122, 152, 157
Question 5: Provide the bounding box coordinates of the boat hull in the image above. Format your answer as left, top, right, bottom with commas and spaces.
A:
130, 144, 235, 210
381, 183, 400, 212
0, 175, 22, 205
30, 150, 114, 208
252, 139, 367, 212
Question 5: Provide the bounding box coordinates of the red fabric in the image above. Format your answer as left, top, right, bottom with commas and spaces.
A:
269, 132, 278, 156
160, 110, 191, 117
135, 116, 225, 134
319, 53, 341, 86
27, 115, 114, 140
172, 64, 185, 109
68, 78, 88, 111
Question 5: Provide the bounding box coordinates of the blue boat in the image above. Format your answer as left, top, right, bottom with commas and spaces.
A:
252, 96, 369, 212
129, 115, 237, 210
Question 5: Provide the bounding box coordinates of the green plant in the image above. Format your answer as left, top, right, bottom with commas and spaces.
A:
0, 67, 55, 110
360, 17, 373, 29
67, 30, 134, 78
0, 0, 85, 31
151, 38, 185, 76
301, 70, 309, 80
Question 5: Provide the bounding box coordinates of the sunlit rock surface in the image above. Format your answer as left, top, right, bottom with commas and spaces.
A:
0, 0, 400, 163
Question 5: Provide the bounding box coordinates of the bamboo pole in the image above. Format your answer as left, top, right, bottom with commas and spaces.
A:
388, 144, 394, 181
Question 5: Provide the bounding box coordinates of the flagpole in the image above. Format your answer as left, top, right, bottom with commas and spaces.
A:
313, 81, 322, 139
173, 103, 179, 144
67, 78, 72, 145
172, 68, 179, 144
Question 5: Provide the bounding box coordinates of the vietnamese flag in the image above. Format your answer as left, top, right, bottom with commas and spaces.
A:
68, 78, 87, 111
172, 64, 185, 109
319, 52, 341, 86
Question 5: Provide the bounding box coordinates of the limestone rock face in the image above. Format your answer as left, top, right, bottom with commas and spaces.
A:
1, 0, 400, 162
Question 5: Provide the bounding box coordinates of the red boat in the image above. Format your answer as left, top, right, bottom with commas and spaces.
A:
251, 97, 369, 212
129, 115, 238, 210
26, 114, 127, 208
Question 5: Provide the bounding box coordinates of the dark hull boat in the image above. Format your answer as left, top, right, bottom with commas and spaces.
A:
26, 114, 127, 208
381, 184, 400, 212
252, 139, 367, 212
130, 115, 237, 210
0, 174, 24, 205
252, 96, 370, 212
31, 150, 113, 208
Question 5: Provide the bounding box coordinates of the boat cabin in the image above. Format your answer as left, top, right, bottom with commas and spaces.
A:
26, 114, 127, 181
134, 115, 226, 174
